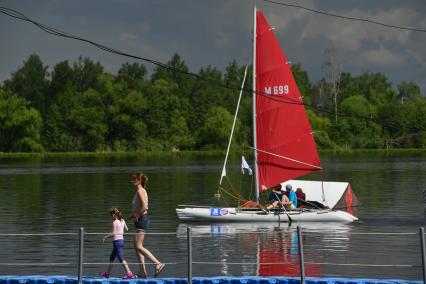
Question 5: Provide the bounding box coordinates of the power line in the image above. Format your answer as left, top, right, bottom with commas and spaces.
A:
0, 6, 303, 105
263, 0, 426, 33
0, 6, 241, 99
0, 7, 189, 76
0, 6, 424, 137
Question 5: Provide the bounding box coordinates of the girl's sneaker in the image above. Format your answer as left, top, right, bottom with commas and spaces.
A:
100, 272, 110, 278
123, 271, 134, 279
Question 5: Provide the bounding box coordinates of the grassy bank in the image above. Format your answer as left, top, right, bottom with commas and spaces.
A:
0, 150, 225, 159
1, 148, 426, 159
319, 148, 426, 156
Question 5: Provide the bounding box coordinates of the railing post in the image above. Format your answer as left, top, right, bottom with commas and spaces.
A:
297, 226, 306, 284
187, 227, 193, 284
420, 227, 426, 284
423, 189, 426, 216
78, 227, 84, 284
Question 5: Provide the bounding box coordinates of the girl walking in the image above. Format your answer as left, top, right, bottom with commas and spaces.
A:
100, 207, 134, 279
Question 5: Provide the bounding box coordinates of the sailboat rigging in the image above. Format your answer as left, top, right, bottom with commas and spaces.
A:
219, 67, 248, 187
176, 7, 358, 223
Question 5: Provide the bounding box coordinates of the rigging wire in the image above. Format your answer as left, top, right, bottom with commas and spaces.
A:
263, 0, 426, 33
224, 176, 246, 201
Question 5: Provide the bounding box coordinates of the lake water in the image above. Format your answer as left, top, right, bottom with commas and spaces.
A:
0, 153, 425, 280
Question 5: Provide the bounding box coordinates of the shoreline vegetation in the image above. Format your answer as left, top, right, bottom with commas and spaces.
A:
1, 53, 424, 153
1, 148, 426, 159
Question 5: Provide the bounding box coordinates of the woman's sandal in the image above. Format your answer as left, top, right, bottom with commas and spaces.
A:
154, 263, 166, 277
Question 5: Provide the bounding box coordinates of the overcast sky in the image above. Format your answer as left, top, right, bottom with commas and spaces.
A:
1, 0, 425, 95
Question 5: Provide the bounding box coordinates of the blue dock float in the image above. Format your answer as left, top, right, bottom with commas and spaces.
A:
0, 276, 422, 284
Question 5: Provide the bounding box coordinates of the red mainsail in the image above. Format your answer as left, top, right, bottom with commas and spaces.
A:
255, 11, 321, 192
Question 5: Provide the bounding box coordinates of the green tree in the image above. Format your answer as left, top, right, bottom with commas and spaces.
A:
49, 60, 76, 99
222, 61, 252, 146
3, 53, 425, 152
42, 60, 80, 150
43, 57, 106, 151
0, 89, 43, 152
410, 99, 426, 148
307, 110, 334, 149
145, 79, 193, 150
339, 72, 361, 101
73, 57, 104, 92
43, 86, 107, 152
98, 73, 148, 151
197, 106, 237, 150
150, 53, 194, 104
43, 88, 70, 151
3, 54, 49, 112
168, 109, 194, 150
151, 53, 190, 85
188, 65, 223, 134
332, 95, 382, 148
150, 54, 195, 145
397, 81, 421, 104
378, 101, 406, 148
222, 60, 244, 112
116, 62, 147, 90
70, 89, 108, 151
389, 99, 426, 148
355, 72, 396, 107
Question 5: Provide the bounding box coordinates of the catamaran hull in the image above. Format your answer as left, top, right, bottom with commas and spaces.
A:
176, 207, 358, 223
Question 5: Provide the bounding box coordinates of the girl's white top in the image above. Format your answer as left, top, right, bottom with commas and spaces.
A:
112, 219, 125, 241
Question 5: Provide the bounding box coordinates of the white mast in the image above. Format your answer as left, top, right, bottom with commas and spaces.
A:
219, 66, 248, 186
252, 6, 259, 201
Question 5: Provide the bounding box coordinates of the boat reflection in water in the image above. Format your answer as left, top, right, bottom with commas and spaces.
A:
177, 222, 353, 277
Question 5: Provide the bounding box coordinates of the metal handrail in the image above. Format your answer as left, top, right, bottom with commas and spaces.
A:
0, 263, 71, 266
0, 226, 424, 284
84, 232, 177, 235
0, 233, 77, 236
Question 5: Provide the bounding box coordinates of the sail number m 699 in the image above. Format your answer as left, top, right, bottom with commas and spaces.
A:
264, 85, 289, 95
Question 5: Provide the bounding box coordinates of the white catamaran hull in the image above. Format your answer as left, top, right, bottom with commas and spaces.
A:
176, 207, 358, 223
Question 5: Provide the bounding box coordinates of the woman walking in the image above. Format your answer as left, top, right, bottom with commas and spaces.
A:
128, 172, 165, 278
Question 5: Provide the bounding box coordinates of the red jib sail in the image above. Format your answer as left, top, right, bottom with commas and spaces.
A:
256, 11, 321, 192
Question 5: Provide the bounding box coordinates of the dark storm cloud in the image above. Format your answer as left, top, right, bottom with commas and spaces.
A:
1, 0, 425, 94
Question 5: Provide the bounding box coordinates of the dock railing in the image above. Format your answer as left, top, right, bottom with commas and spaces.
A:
0, 226, 425, 284
421, 227, 426, 284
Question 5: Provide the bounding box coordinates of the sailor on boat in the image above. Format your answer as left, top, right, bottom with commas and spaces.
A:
295, 188, 306, 208
284, 184, 297, 209
265, 184, 284, 210
265, 184, 296, 211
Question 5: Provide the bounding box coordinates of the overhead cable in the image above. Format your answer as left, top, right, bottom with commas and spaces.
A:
0, 6, 423, 134
263, 0, 426, 33
0, 7, 305, 105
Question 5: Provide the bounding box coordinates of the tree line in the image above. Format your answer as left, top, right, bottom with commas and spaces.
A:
0, 53, 423, 152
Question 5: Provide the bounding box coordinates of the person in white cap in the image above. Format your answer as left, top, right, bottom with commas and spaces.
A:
284, 184, 297, 209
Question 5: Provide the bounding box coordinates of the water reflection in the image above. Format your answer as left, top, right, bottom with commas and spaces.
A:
177, 222, 353, 277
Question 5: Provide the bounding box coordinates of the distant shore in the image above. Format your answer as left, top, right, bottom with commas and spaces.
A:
1, 148, 426, 159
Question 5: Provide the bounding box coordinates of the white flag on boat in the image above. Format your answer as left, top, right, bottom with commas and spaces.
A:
241, 156, 252, 175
